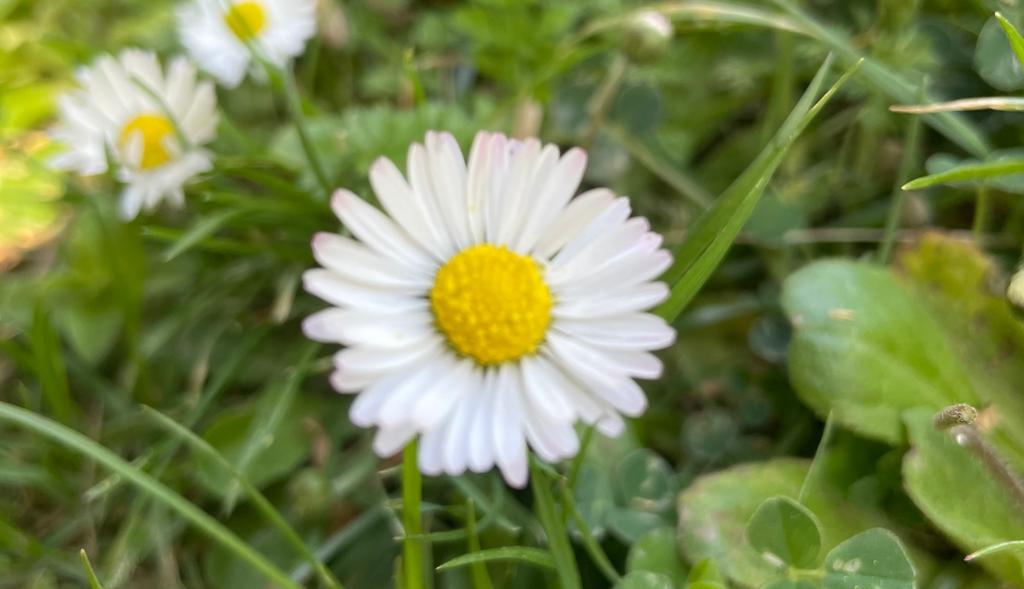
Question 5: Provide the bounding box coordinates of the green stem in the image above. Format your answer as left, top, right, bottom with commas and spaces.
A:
530, 459, 581, 589
973, 184, 992, 238
880, 84, 924, 263
559, 481, 621, 584
402, 442, 426, 589
272, 63, 333, 200
465, 499, 494, 589
581, 53, 628, 149
798, 411, 835, 505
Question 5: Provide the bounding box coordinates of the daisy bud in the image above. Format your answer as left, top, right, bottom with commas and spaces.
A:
623, 10, 674, 64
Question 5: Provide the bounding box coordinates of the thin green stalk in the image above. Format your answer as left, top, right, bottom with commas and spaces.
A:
0, 402, 303, 589
581, 53, 628, 149
798, 412, 835, 505
530, 459, 581, 589
973, 184, 992, 238
79, 549, 105, 589
465, 499, 495, 589
276, 64, 333, 200
558, 481, 621, 584
879, 84, 924, 263
402, 442, 426, 589
142, 405, 343, 589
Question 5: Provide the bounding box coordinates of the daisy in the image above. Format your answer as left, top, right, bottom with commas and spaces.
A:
303, 131, 676, 487
177, 0, 317, 88
50, 49, 218, 220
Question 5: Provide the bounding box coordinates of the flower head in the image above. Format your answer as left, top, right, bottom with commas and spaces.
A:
177, 0, 317, 87
303, 131, 676, 487
50, 49, 218, 220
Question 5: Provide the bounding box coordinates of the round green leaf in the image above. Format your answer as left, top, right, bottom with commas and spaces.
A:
823, 528, 915, 589
614, 449, 674, 512
627, 527, 688, 586
745, 496, 823, 569
903, 409, 1024, 586
781, 260, 978, 444
614, 571, 674, 589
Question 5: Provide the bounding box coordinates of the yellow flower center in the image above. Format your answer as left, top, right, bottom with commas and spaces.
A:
430, 244, 553, 366
224, 1, 267, 41
118, 113, 175, 170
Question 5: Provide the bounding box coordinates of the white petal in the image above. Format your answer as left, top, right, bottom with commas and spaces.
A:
302, 269, 428, 314
378, 363, 449, 428
551, 197, 631, 267
331, 338, 444, 393
545, 333, 648, 416
513, 148, 587, 254
519, 355, 576, 422
418, 428, 445, 476
443, 389, 478, 475
369, 156, 450, 261
553, 282, 669, 319
550, 217, 650, 276
312, 232, 431, 291
373, 424, 417, 457
412, 358, 475, 429
330, 190, 434, 271
553, 314, 676, 351
493, 139, 541, 247
492, 365, 528, 487
425, 131, 472, 250
533, 190, 615, 260
468, 369, 497, 472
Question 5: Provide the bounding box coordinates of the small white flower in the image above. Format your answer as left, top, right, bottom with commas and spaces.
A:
303, 130, 676, 487
50, 49, 218, 220
177, 0, 317, 88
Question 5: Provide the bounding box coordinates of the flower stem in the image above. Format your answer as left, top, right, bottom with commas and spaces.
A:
402, 442, 426, 589
274, 63, 333, 200
530, 458, 581, 589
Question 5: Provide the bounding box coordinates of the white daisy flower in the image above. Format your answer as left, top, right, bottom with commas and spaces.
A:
50, 49, 218, 220
177, 0, 317, 88
303, 131, 676, 487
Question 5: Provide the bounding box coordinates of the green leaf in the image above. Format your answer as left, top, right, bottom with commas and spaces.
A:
0, 402, 303, 589
435, 547, 556, 571
902, 157, 1024, 190
614, 449, 674, 513
745, 496, 823, 569
687, 558, 725, 585
614, 571, 674, 589
627, 527, 688, 586
977, 16, 1024, 92
822, 529, 914, 589
896, 234, 1024, 469
996, 12, 1024, 68
781, 260, 977, 444
656, 56, 858, 321
677, 459, 922, 588
903, 409, 1024, 586
79, 549, 104, 589
763, 581, 817, 589
772, 0, 989, 157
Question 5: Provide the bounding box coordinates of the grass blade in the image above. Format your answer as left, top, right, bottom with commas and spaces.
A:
558, 480, 621, 584
966, 540, 1024, 562
902, 158, 1024, 190
465, 499, 495, 589
656, 55, 858, 322
996, 12, 1024, 69
79, 549, 104, 589
772, 0, 990, 157
530, 459, 580, 589
0, 401, 303, 589
161, 209, 244, 262
222, 342, 318, 512
141, 405, 343, 589
890, 96, 1024, 113
436, 547, 556, 572
30, 302, 76, 424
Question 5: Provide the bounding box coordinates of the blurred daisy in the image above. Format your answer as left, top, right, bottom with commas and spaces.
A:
178, 0, 317, 88
303, 131, 675, 487
50, 50, 218, 220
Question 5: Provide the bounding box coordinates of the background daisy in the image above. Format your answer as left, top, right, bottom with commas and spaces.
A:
178, 0, 317, 87
304, 130, 676, 487
50, 49, 218, 220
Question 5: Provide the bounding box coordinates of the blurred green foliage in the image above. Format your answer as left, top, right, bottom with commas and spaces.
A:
4, 0, 1024, 588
